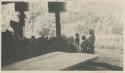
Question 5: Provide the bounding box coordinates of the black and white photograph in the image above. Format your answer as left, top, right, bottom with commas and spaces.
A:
1, 0, 124, 71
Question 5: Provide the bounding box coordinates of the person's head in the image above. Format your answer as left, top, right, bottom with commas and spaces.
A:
42, 34, 45, 38
31, 36, 35, 39
10, 20, 16, 29
76, 33, 79, 37
6, 29, 10, 32
82, 35, 86, 40
89, 29, 95, 35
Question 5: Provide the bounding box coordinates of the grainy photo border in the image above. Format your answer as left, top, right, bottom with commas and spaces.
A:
0, 0, 124, 73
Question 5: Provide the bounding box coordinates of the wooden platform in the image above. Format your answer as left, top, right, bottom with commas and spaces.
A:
2, 52, 98, 70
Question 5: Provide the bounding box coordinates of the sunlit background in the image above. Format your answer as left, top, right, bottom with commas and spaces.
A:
1, 0, 124, 38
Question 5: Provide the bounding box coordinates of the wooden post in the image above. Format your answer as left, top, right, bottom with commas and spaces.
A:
55, 12, 61, 38
48, 2, 66, 38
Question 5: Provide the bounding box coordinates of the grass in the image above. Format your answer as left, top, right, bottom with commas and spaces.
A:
95, 35, 123, 50
94, 35, 123, 67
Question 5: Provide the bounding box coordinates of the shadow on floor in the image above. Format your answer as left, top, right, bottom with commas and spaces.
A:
64, 61, 123, 71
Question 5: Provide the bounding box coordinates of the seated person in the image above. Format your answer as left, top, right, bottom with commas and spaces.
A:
81, 35, 87, 53
87, 29, 95, 54
75, 33, 80, 47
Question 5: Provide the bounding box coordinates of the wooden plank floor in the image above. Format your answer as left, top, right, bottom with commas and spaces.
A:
2, 52, 98, 70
